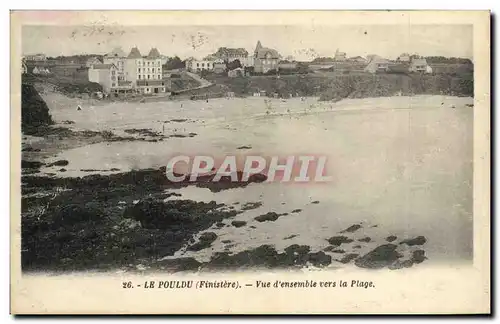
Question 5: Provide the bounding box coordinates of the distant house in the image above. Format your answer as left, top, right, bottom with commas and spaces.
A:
213, 59, 227, 74
24, 53, 46, 62
228, 67, 244, 78
214, 47, 252, 66
88, 63, 118, 93
185, 57, 215, 73
103, 47, 127, 79
397, 53, 411, 62
253, 41, 280, 74
334, 49, 347, 61
364, 57, 390, 73
32, 66, 50, 75
278, 60, 298, 70
409, 58, 432, 73
86, 57, 102, 68
348, 56, 367, 63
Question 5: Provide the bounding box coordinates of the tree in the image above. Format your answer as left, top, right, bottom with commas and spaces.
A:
226, 59, 242, 71
165, 56, 185, 70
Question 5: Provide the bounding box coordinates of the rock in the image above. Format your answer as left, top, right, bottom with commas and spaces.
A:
354, 244, 402, 269
47, 160, 69, 167
231, 220, 247, 228
187, 232, 218, 251
332, 249, 345, 254
411, 250, 427, 264
51, 203, 104, 228
307, 251, 332, 267
255, 212, 282, 222
237, 145, 252, 150
215, 222, 225, 228
240, 202, 263, 211
358, 237, 371, 243
353, 245, 362, 249
386, 235, 397, 242
388, 260, 414, 270
339, 224, 362, 233
284, 234, 298, 240
221, 240, 232, 244
400, 236, 427, 246
326, 236, 354, 246
291, 209, 302, 213
155, 257, 201, 272
323, 246, 336, 252
284, 244, 311, 256
339, 253, 359, 264
311, 201, 320, 204
249, 226, 257, 229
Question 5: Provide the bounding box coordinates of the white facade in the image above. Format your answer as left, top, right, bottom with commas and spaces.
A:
88, 64, 118, 93
186, 58, 215, 72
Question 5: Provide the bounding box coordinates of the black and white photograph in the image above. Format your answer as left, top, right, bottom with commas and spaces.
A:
11, 10, 490, 314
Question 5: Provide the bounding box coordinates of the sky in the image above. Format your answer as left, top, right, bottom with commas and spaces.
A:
22, 24, 473, 61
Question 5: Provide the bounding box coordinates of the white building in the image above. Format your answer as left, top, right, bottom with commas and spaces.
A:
124, 47, 165, 94
24, 53, 46, 62
103, 47, 127, 80
88, 63, 118, 93
185, 57, 215, 73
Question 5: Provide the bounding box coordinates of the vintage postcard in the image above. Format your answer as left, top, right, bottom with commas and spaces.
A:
10, 10, 490, 314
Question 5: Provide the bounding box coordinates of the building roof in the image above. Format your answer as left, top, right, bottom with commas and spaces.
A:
215, 47, 249, 58
254, 41, 263, 54
105, 47, 126, 58
411, 58, 428, 66
127, 47, 142, 59
146, 48, 161, 59
255, 47, 280, 59
87, 57, 102, 63
92, 64, 116, 70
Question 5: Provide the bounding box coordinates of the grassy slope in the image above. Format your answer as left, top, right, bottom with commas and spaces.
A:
202, 71, 473, 100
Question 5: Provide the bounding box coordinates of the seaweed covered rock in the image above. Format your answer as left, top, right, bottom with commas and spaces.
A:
354, 244, 402, 269
50, 202, 105, 228
122, 199, 233, 230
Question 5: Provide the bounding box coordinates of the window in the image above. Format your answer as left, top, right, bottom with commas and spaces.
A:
197, 63, 199, 67
202, 63, 205, 67
138, 68, 141, 73
157, 75, 161, 79
148, 75, 150, 79
112, 83, 116, 87
138, 75, 141, 79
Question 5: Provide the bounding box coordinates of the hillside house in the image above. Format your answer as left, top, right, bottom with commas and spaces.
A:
278, 60, 298, 70
397, 53, 411, 62
213, 47, 252, 66
364, 57, 390, 73
213, 59, 227, 74
348, 56, 367, 63
185, 58, 215, 73
334, 49, 347, 61
32, 66, 50, 75
228, 67, 244, 78
409, 58, 432, 73
253, 41, 280, 74
86, 57, 102, 68
103, 47, 127, 79
24, 53, 46, 62
88, 63, 118, 93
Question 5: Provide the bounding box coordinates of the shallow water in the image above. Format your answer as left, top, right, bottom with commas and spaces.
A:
40, 95, 474, 265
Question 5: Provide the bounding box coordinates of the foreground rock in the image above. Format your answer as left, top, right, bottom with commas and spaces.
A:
203, 244, 332, 270
354, 244, 402, 269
